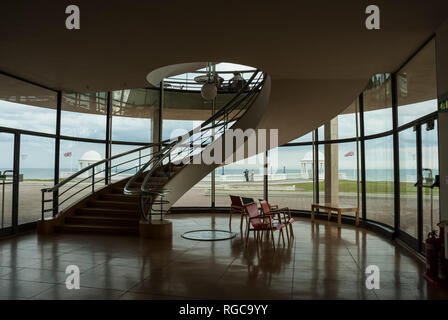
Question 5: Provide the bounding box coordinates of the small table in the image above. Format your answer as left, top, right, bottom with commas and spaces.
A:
311, 203, 359, 228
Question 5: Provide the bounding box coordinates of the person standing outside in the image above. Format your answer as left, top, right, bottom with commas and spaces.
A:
243, 169, 249, 182
250, 169, 255, 182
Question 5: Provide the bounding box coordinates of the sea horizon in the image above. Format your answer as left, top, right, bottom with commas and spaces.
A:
0, 167, 437, 183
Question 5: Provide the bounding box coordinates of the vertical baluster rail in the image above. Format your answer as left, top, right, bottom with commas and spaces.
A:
91, 167, 95, 193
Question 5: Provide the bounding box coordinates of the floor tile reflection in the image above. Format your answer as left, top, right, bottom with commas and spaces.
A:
0, 214, 446, 300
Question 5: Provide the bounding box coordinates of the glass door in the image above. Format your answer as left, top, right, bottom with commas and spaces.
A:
421, 120, 439, 245
398, 118, 439, 253
0, 133, 15, 234
399, 127, 418, 241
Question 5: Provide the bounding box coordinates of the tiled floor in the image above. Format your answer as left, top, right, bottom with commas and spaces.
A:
0, 214, 447, 300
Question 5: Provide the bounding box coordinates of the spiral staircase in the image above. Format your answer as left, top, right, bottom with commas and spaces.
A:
39, 71, 268, 235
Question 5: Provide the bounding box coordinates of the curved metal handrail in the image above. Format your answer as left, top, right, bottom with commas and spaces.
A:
40, 141, 161, 220
41, 144, 156, 193
124, 71, 265, 222
40, 70, 264, 222
124, 71, 264, 196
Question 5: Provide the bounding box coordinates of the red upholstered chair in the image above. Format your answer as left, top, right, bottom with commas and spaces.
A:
259, 200, 295, 241
244, 202, 285, 250
229, 195, 246, 230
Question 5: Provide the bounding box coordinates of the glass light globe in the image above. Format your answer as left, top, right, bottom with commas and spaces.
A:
201, 83, 217, 100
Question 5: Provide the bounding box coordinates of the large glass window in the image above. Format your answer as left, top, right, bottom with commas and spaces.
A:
173, 175, 211, 207
268, 146, 314, 211
60, 140, 105, 179
363, 74, 393, 135
161, 93, 211, 206
323, 99, 360, 141
318, 144, 325, 204
112, 89, 157, 143
0, 47, 441, 250
215, 154, 265, 207
337, 100, 360, 140
318, 125, 325, 141
397, 39, 437, 126
0, 74, 57, 134
318, 141, 360, 216
111, 144, 150, 181
399, 128, 417, 237
320, 142, 336, 205
290, 131, 312, 143
163, 119, 204, 142
162, 91, 214, 141
18, 135, 55, 224
422, 121, 439, 239
365, 136, 394, 226
58, 140, 105, 211
61, 92, 107, 139
337, 142, 360, 212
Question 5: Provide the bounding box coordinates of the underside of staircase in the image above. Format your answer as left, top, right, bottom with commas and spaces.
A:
54, 163, 183, 235
45, 72, 267, 237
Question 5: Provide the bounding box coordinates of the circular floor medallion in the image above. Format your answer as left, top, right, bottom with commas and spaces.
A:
181, 229, 236, 241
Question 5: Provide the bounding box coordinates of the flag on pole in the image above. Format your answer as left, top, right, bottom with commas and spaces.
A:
344, 151, 354, 157
64, 152, 72, 158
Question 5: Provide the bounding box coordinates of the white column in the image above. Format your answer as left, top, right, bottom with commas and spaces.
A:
324, 118, 339, 205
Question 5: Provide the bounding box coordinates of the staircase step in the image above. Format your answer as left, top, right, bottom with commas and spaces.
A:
75, 207, 140, 218
128, 183, 166, 190
150, 176, 170, 181
99, 194, 138, 202
55, 224, 138, 235
65, 215, 139, 227
111, 187, 126, 194
131, 178, 168, 186
88, 200, 139, 210
146, 183, 165, 187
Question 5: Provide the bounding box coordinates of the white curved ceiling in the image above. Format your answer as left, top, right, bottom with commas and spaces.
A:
1, 0, 447, 92
0, 0, 447, 143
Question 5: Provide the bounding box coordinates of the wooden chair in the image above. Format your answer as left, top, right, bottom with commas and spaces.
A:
259, 200, 295, 241
244, 202, 286, 251
229, 195, 246, 230
258, 199, 279, 211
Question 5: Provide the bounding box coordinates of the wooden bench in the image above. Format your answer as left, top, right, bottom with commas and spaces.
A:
311, 203, 359, 228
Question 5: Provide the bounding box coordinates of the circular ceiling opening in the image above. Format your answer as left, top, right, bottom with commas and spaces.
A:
146, 62, 257, 90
